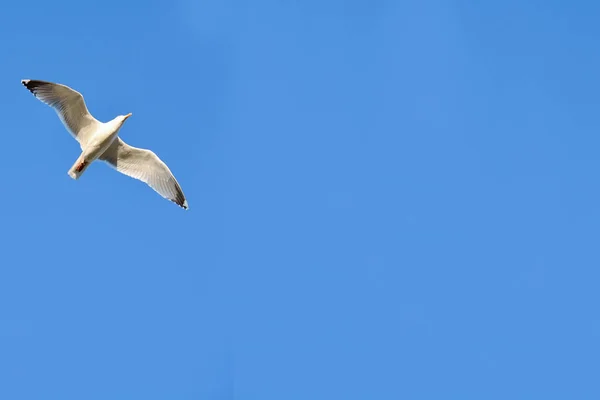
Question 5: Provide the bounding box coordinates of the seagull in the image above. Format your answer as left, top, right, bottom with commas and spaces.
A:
21, 79, 188, 210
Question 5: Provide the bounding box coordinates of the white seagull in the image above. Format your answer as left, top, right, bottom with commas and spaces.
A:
21, 79, 188, 210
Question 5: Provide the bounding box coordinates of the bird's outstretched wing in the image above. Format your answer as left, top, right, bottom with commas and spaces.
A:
21, 79, 100, 147
100, 138, 189, 209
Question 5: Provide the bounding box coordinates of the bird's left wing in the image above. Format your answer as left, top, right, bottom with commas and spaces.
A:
21, 79, 100, 147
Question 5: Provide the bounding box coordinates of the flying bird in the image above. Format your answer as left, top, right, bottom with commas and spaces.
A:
21, 79, 188, 209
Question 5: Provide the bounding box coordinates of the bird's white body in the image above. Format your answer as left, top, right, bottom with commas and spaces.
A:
83, 117, 123, 160
21, 79, 189, 209
67, 116, 128, 179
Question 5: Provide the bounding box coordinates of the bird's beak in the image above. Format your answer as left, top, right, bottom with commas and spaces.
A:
124, 113, 132, 120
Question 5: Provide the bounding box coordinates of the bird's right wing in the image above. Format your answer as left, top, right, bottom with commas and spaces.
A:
100, 138, 189, 209
21, 79, 100, 147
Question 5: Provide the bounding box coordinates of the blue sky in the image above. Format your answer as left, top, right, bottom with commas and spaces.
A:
1, 0, 600, 398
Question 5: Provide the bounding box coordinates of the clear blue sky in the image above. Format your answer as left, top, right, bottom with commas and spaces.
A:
1, 0, 599, 398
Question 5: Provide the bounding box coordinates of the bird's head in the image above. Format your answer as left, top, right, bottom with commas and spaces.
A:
114, 113, 132, 129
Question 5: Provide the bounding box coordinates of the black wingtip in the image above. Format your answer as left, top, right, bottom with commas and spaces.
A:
171, 186, 188, 210
21, 79, 38, 94
172, 199, 189, 210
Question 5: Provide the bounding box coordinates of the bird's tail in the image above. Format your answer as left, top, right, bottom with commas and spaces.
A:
67, 154, 90, 180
